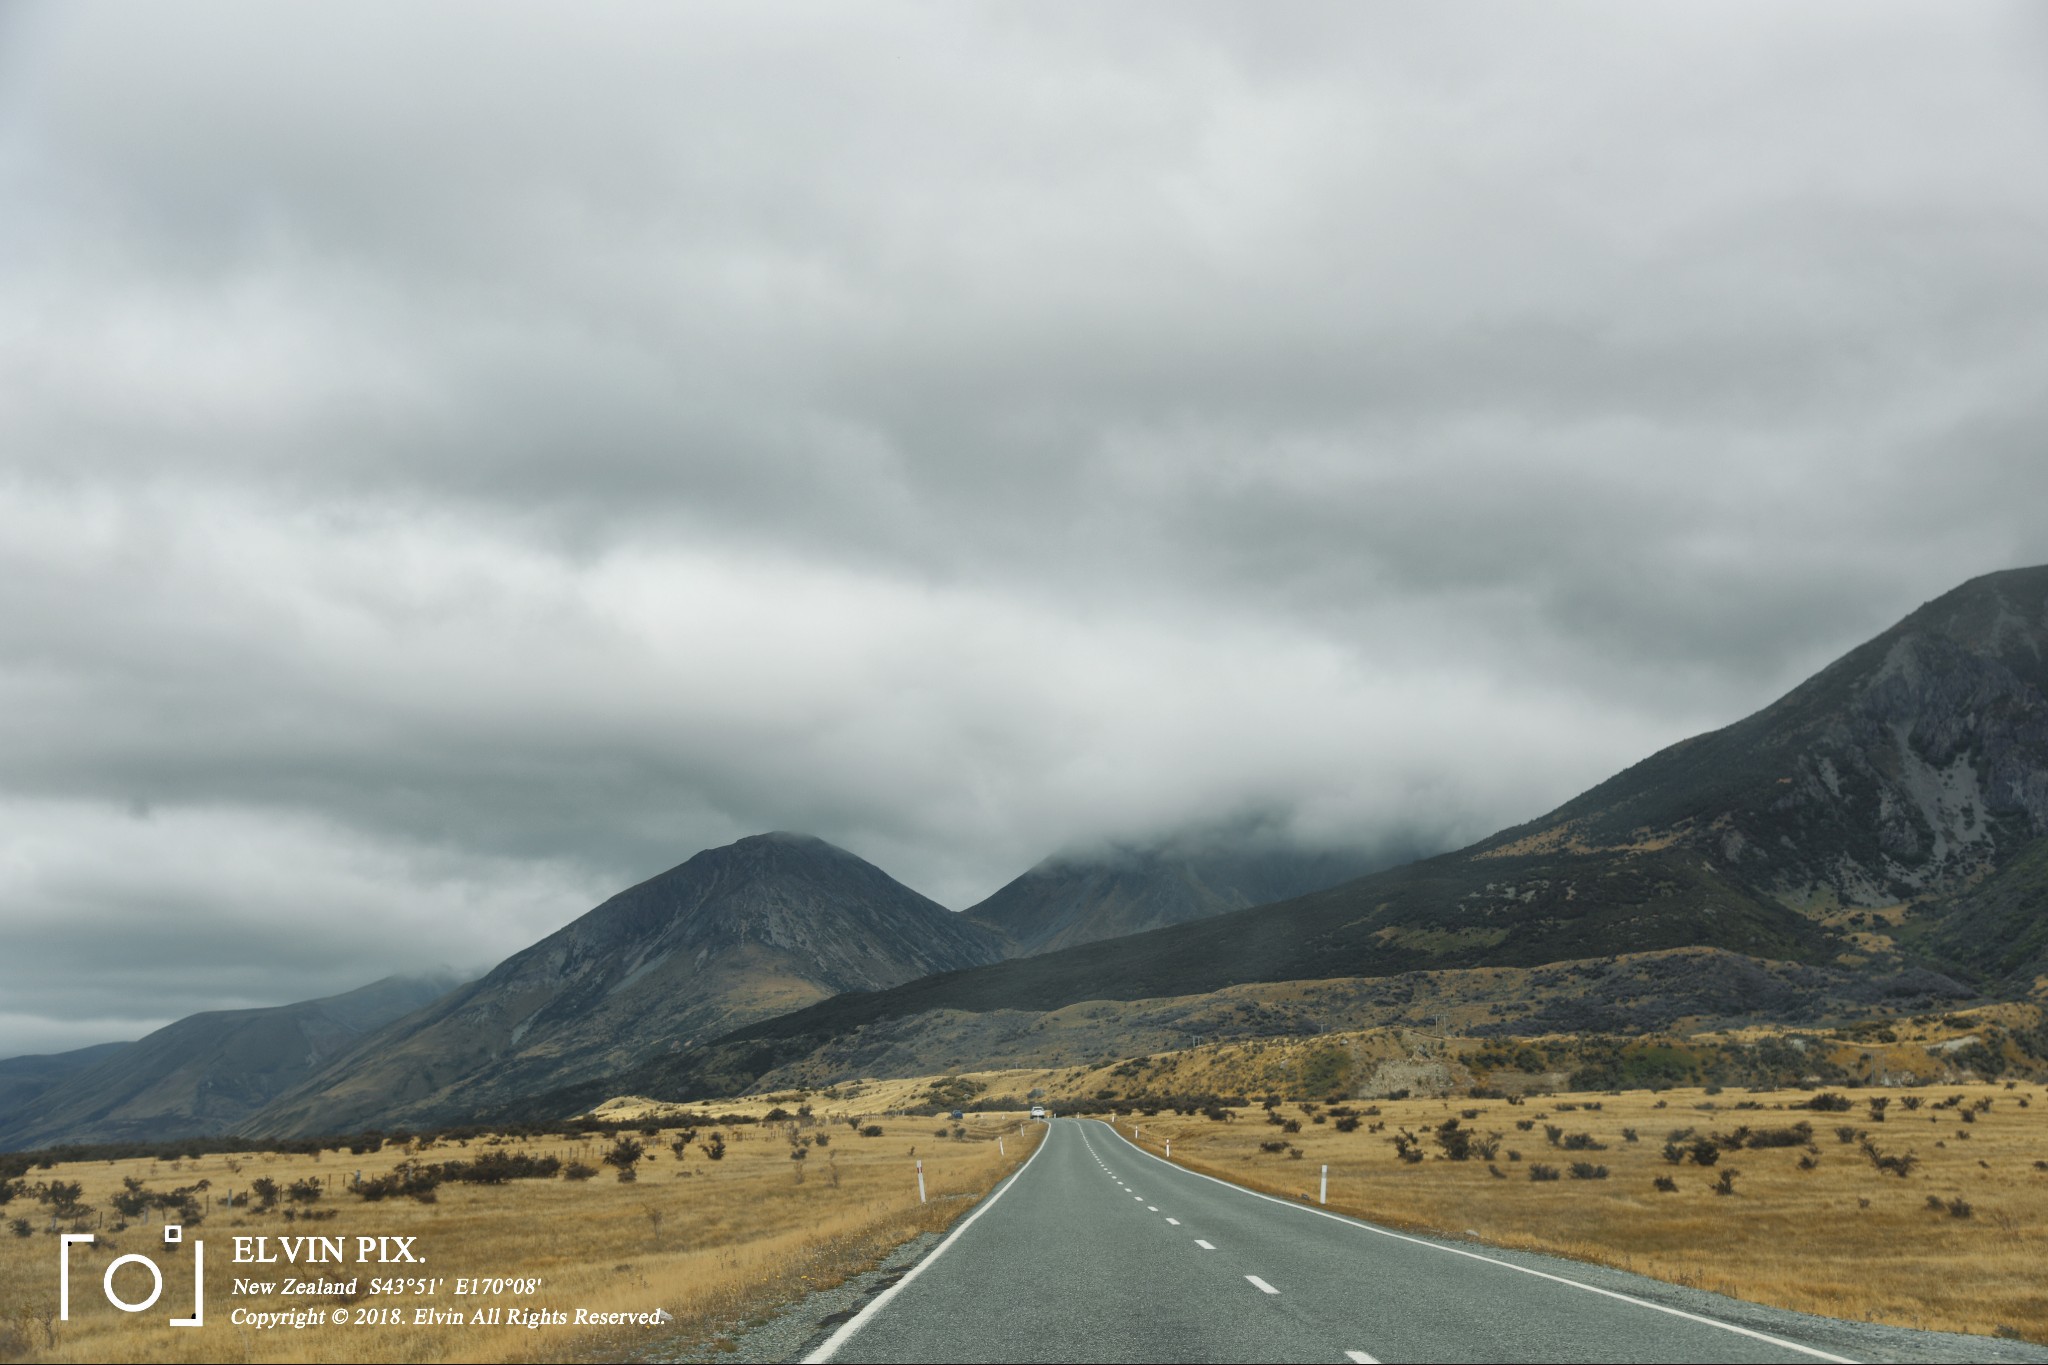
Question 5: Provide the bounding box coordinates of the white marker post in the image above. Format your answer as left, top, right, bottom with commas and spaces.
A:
915, 1160, 926, 1204
998, 1138, 1005, 1156
1165, 1139, 1171, 1159
1320, 1165, 1328, 1206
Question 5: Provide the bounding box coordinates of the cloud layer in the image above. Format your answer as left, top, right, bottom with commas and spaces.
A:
4, 2, 2046, 1054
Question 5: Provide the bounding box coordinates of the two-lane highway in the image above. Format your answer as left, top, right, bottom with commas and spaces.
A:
804, 1117, 1964, 1364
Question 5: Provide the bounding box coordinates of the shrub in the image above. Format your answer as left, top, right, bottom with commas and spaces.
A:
860, 1126, 884, 1139
9, 1218, 29, 1237
1859, 1138, 1917, 1178
450, 1151, 560, 1184
1711, 1169, 1739, 1196
1560, 1133, 1606, 1152
250, 1177, 279, 1211
1568, 1162, 1608, 1180
1529, 1164, 1561, 1182
562, 1162, 597, 1181
353, 1163, 442, 1203
285, 1178, 322, 1205
1258, 1141, 1288, 1154
1653, 1175, 1678, 1193
1334, 1116, 1360, 1133
699, 1135, 727, 1161
604, 1137, 645, 1182
1803, 1093, 1852, 1113
1280, 1119, 1302, 1134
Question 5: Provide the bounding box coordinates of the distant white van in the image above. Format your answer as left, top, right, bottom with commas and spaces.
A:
1030, 1104, 1046, 1120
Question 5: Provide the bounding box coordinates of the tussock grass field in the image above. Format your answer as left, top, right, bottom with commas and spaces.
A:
1106, 1082, 2048, 1341
2, 1110, 1039, 1363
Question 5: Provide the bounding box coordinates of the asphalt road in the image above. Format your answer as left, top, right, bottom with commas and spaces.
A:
803, 1117, 2044, 1365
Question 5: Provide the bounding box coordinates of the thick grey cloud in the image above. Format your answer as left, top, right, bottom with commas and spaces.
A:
3, 2, 2046, 1054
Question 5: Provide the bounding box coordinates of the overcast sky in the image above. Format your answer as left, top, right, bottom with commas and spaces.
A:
3, 3, 2045, 1057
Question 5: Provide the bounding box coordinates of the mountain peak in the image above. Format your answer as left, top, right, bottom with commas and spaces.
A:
242, 832, 1003, 1137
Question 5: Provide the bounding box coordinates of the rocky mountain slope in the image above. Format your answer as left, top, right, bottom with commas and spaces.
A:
964, 831, 1399, 956
0, 976, 456, 1151
242, 833, 1005, 1137
607, 566, 2048, 1102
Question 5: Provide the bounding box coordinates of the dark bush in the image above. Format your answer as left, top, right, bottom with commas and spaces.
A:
1567, 1163, 1608, 1180
1529, 1164, 1561, 1182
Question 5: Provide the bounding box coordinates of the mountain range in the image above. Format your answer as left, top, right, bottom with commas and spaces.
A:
0, 975, 456, 1151
8, 565, 2047, 1148
605, 565, 2048, 1105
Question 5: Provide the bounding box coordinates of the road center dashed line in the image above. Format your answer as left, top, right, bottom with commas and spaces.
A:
1093, 1119, 1855, 1365
1345, 1351, 1380, 1363
1195, 1239, 1215, 1250
1165, 1218, 1180, 1225
1246, 1275, 1279, 1295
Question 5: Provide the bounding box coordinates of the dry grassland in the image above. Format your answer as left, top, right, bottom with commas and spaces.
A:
2, 1111, 1040, 1363
1106, 1082, 2048, 1342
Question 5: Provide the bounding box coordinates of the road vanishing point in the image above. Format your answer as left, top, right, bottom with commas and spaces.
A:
802, 1117, 2042, 1365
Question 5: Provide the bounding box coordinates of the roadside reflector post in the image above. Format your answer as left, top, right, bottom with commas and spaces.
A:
916, 1160, 926, 1204
998, 1138, 1005, 1156
1165, 1139, 1171, 1158
1320, 1165, 1328, 1205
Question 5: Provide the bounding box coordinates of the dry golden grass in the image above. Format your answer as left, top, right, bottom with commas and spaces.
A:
1107, 1082, 2048, 1341
2, 1112, 1040, 1363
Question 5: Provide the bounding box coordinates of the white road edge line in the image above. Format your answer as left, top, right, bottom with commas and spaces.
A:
1096, 1120, 1855, 1365
1246, 1274, 1279, 1295
803, 1121, 1053, 1364
1345, 1351, 1380, 1363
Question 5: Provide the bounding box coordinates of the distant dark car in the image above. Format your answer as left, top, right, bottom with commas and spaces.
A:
949, 1109, 964, 1120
